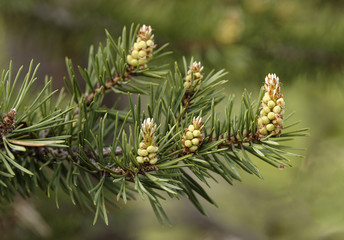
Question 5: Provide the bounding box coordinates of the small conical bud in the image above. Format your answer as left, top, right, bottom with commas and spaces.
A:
137, 118, 159, 165
182, 116, 204, 153
127, 25, 156, 70
184, 61, 204, 90
0, 108, 17, 137
257, 73, 285, 137
192, 116, 203, 130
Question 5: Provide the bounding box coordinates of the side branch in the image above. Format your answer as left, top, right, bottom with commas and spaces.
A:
84, 71, 131, 105
33, 145, 158, 180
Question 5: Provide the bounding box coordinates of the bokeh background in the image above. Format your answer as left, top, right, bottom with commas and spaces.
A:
0, 0, 344, 239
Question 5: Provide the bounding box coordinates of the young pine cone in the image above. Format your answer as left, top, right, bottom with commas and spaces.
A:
182, 116, 204, 153
183, 61, 204, 90
127, 25, 156, 70
136, 118, 159, 165
257, 73, 285, 137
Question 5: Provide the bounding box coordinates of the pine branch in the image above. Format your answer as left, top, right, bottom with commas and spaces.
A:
0, 24, 308, 225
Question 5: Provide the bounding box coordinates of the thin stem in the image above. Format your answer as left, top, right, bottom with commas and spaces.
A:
84, 71, 130, 105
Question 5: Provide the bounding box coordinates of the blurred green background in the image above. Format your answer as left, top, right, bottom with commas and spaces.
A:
1, 0, 344, 239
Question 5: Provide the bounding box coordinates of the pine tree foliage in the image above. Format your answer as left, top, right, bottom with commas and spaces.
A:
0, 24, 308, 225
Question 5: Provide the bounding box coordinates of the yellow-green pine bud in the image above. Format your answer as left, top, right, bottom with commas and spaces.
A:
192, 138, 199, 146
260, 127, 268, 135
127, 55, 133, 62
188, 125, 195, 132
139, 41, 147, 49
148, 153, 156, 159
268, 100, 275, 109
149, 158, 158, 165
137, 156, 144, 163
139, 142, 146, 149
147, 40, 154, 46
266, 123, 275, 132
190, 146, 198, 152
132, 50, 139, 58
185, 131, 193, 140
185, 140, 192, 147
138, 59, 146, 65
273, 106, 281, 113
262, 116, 270, 124
133, 42, 140, 50
267, 112, 275, 120
258, 118, 263, 126
138, 50, 146, 57
184, 82, 191, 89
140, 149, 148, 156
263, 106, 270, 114
277, 98, 285, 106
263, 94, 271, 103
147, 146, 155, 153
130, 59, 138, 66
193, 130, 201, 137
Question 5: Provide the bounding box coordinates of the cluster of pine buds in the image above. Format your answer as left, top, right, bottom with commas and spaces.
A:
136, 118, 159, 165
257, 73, 285, 137
183, 62, 204, 90
127, 25, 156, 69
182, 117, 204, 153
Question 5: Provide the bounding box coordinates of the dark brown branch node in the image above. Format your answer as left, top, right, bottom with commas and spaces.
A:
85, 70, 132, 105
0, 109, 17, 138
